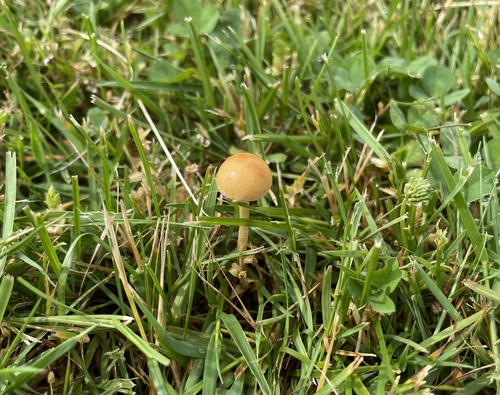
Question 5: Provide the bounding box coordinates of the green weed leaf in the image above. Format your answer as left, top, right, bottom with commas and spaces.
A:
486, 78, 500, 95
389, 100, 406, 130
347, 277, 364, 302
443, 88, 470, 106
348, 54, 377, 92
407, 56, 438, 76
87, 107, 109, 133
347, 259, 401, 314
423, 65, 455, 97
368, 291, 396, 314
149, 61, 178, 82
170, 0, 220, 36
455, 164, 496, 203
371, 259, 402, 294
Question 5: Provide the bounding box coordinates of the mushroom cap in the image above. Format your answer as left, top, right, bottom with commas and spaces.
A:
216, 152, 272, 202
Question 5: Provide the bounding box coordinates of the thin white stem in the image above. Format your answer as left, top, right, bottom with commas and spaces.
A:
237, 204, 250, 266
137, 100, 199, 206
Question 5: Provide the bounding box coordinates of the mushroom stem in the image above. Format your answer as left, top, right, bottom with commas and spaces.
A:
237, 205, 250, 264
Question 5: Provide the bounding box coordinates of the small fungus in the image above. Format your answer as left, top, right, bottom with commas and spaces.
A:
216, 152, 272, 277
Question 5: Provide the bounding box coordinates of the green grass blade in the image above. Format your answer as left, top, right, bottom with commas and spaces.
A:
321, 266, 333, 325
419, 310, 486, 351
413, 257, 460, 320
335, 99, 391, 164
58, 233, 90, 316
2, 324, 98, 393
241, 83, 261, 153
0, 152, 16, 276
429, 139, 488, 264
227, 28, 272, 88
128, 116, 161, 217
112, 320, 170, 367
0, 275, 14, 323
71, 175, 81, 261
22, 207, 61, 277
16, 277, 81, 315
220, 313, 271, 395
187, 18, 215, 108
147, 359, 177, 395
463, 280, 500, 304
202, 330, 219, 395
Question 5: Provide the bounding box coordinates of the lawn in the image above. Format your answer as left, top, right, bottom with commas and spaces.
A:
1, 0, 500, 394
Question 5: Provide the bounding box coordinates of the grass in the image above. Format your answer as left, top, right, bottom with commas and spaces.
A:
0, 0, 500, 394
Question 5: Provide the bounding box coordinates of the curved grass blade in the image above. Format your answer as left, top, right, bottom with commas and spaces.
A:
0, 152, 16, 276
0, 275, 14, 323
220, 313, 271, 395
2, 324, 98, 393
202, 327, 222, 395
112, 320, 170, 367
147, 359, 176, 395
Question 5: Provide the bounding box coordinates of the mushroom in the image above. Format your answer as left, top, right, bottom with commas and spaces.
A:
216, 152, 272, 277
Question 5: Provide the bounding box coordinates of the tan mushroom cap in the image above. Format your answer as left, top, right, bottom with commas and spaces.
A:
216, 152, 272, 202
